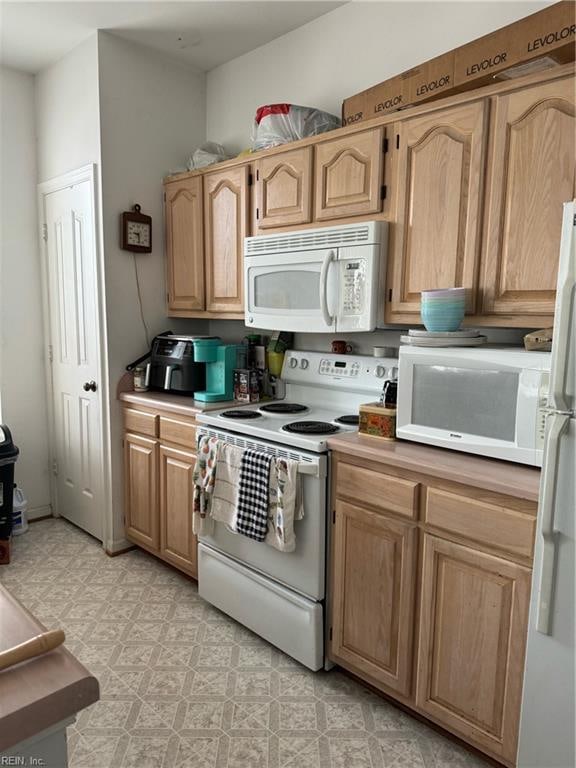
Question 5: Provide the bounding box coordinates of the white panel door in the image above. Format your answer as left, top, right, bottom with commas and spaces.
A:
44, 180, 103, 540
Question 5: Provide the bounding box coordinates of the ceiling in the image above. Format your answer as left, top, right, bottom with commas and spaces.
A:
0, 1, 345, 74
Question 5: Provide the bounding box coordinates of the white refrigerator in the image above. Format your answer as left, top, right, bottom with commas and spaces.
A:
518, 201, 576, 768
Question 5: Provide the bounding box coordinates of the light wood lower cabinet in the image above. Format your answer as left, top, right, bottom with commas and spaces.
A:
159, 445, 197, 577
124, 433, 159, 551
329, 452, 538, 766
122, 404, 198, 578
416, 535, 531, 763
331, 499, 416, 696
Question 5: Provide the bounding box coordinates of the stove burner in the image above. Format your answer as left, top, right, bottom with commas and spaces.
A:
221, 410, 262, 420
335, 415, 359, 425
260, 403, 308, 414
282, 420, 340, 435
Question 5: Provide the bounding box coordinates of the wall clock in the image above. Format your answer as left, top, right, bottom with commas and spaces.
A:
120, 204, 152, 253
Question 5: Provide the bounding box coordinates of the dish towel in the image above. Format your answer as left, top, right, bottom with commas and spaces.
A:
211, 442, 242, 531
236, 449, 273, 541
266, 457, 304, 553
192, 435, 219, 535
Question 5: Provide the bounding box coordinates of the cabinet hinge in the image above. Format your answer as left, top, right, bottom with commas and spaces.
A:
42, 223, 48, 242
381, 185, 387, 200
396, 134, 400, 150
388, 288, 392, 302
163, 191, 166, 202
256, 207, 259, 220
383, 138, 389, 154
573, 214, 576, 226
47, 344, 53, 363
329, 627, 333, 641
248, 173, 254, 186
332, 508, 336, 524
256, 169, 259, 181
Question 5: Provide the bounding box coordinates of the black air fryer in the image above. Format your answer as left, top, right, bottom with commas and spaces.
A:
146, 334, 216, 395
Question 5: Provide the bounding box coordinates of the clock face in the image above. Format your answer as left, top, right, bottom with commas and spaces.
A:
126, 221, 151, 248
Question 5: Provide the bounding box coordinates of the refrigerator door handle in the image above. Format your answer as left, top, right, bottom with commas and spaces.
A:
549, 202, 575, 412
536, 412, 571, 635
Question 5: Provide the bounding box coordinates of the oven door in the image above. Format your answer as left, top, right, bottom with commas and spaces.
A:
197, 429, 328, 600
244, 249, 338, 332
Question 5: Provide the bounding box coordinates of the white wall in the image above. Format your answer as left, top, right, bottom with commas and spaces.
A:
97, 31, 206, 548
35, 35, 101, 183
206, 0, 548, 153
0, 66, 51, 517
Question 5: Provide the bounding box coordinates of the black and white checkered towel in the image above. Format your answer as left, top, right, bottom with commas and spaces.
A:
236, 449, 272, 541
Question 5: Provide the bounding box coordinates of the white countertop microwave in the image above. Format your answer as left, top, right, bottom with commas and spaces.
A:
397, 346, 552, 467
244, 221, 388, 333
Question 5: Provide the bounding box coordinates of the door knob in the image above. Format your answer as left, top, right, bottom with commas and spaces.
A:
83, 381, 97, 392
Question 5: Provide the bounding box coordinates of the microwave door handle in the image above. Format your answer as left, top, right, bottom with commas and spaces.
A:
536, 412, 570, 635
549, 217, 574, 411
320, 250, 335, 327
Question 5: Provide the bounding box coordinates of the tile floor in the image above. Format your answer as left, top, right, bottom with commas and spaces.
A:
1, 519, 489, 768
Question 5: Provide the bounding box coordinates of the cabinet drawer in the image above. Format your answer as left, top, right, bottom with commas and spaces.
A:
337, 462, 418, 519
424, 487, 535, 559
159, 416, 197, 449
123, 408, 158, 437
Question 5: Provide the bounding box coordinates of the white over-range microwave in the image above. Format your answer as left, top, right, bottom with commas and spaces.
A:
397, 346, 551, 467
244, 221, 388, 332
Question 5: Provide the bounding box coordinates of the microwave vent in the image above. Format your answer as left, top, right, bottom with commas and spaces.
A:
245, 223, 377, 255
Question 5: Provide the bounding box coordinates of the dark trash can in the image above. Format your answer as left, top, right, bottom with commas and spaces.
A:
0, 425, 19, 563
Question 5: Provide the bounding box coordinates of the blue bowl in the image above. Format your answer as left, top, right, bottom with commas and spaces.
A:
421, 300, 465, 332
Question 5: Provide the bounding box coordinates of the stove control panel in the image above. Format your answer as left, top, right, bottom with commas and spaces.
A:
282, 351, 399, 393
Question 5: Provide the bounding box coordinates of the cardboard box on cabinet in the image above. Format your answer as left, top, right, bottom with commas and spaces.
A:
342, 1, 575, 125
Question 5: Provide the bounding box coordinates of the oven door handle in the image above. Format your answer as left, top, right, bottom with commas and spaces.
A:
320, 250, 335, 328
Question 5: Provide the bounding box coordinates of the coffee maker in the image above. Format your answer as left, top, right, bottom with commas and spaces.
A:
192, 338, 240, 402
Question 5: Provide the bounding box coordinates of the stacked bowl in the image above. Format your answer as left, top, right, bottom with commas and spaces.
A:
420, 288, 466, 332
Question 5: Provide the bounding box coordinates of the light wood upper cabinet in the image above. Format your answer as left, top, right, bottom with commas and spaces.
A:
314, 128, 385, 220
388, 100, 488, 319
416, 534, 531, 763
481, 77, 575, 318
204, 165, 249, 314
124, 433, 159, 551
255, 147, 313, 229
165, 177, 205, 313
331, 499, 417, 696
159, 445, 197, 578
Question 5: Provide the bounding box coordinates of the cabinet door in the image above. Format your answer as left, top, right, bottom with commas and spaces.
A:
165, 177, 205, 313
159, 445, 197, 578
481, 78, 575, 319
124, 433, 159, 551
416, 534, 531, 762
330, 500, 417, 696
204, 165, 249, 313
255, 147, 312, 229
315, 128, 384, 221
388, 101, 488, 320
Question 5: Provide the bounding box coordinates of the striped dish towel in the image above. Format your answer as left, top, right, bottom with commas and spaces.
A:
236, 449, 272, 541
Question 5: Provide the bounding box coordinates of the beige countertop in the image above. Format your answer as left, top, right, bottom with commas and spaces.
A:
0, 585, 99, 751
119, 390, 243, 417
328, 433, 541, 503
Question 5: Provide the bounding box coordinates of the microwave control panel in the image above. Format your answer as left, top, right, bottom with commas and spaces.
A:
536, 372, 550, 448
341, 261, 365, 315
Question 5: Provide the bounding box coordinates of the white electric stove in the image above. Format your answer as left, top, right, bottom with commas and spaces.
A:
195, 350, 397, 671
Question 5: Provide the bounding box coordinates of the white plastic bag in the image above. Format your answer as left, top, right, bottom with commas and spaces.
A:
252, 104, 341, 151
187, 142, 230, 170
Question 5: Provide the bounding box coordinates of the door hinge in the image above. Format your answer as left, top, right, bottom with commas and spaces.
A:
52, 459, 58, 476
248, 173, 254, 186
381, 185, 387, 200
383, 138, 389, 154
42, 223, 48, 242
396, 134, 400, 150
47, 345, 53, 363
